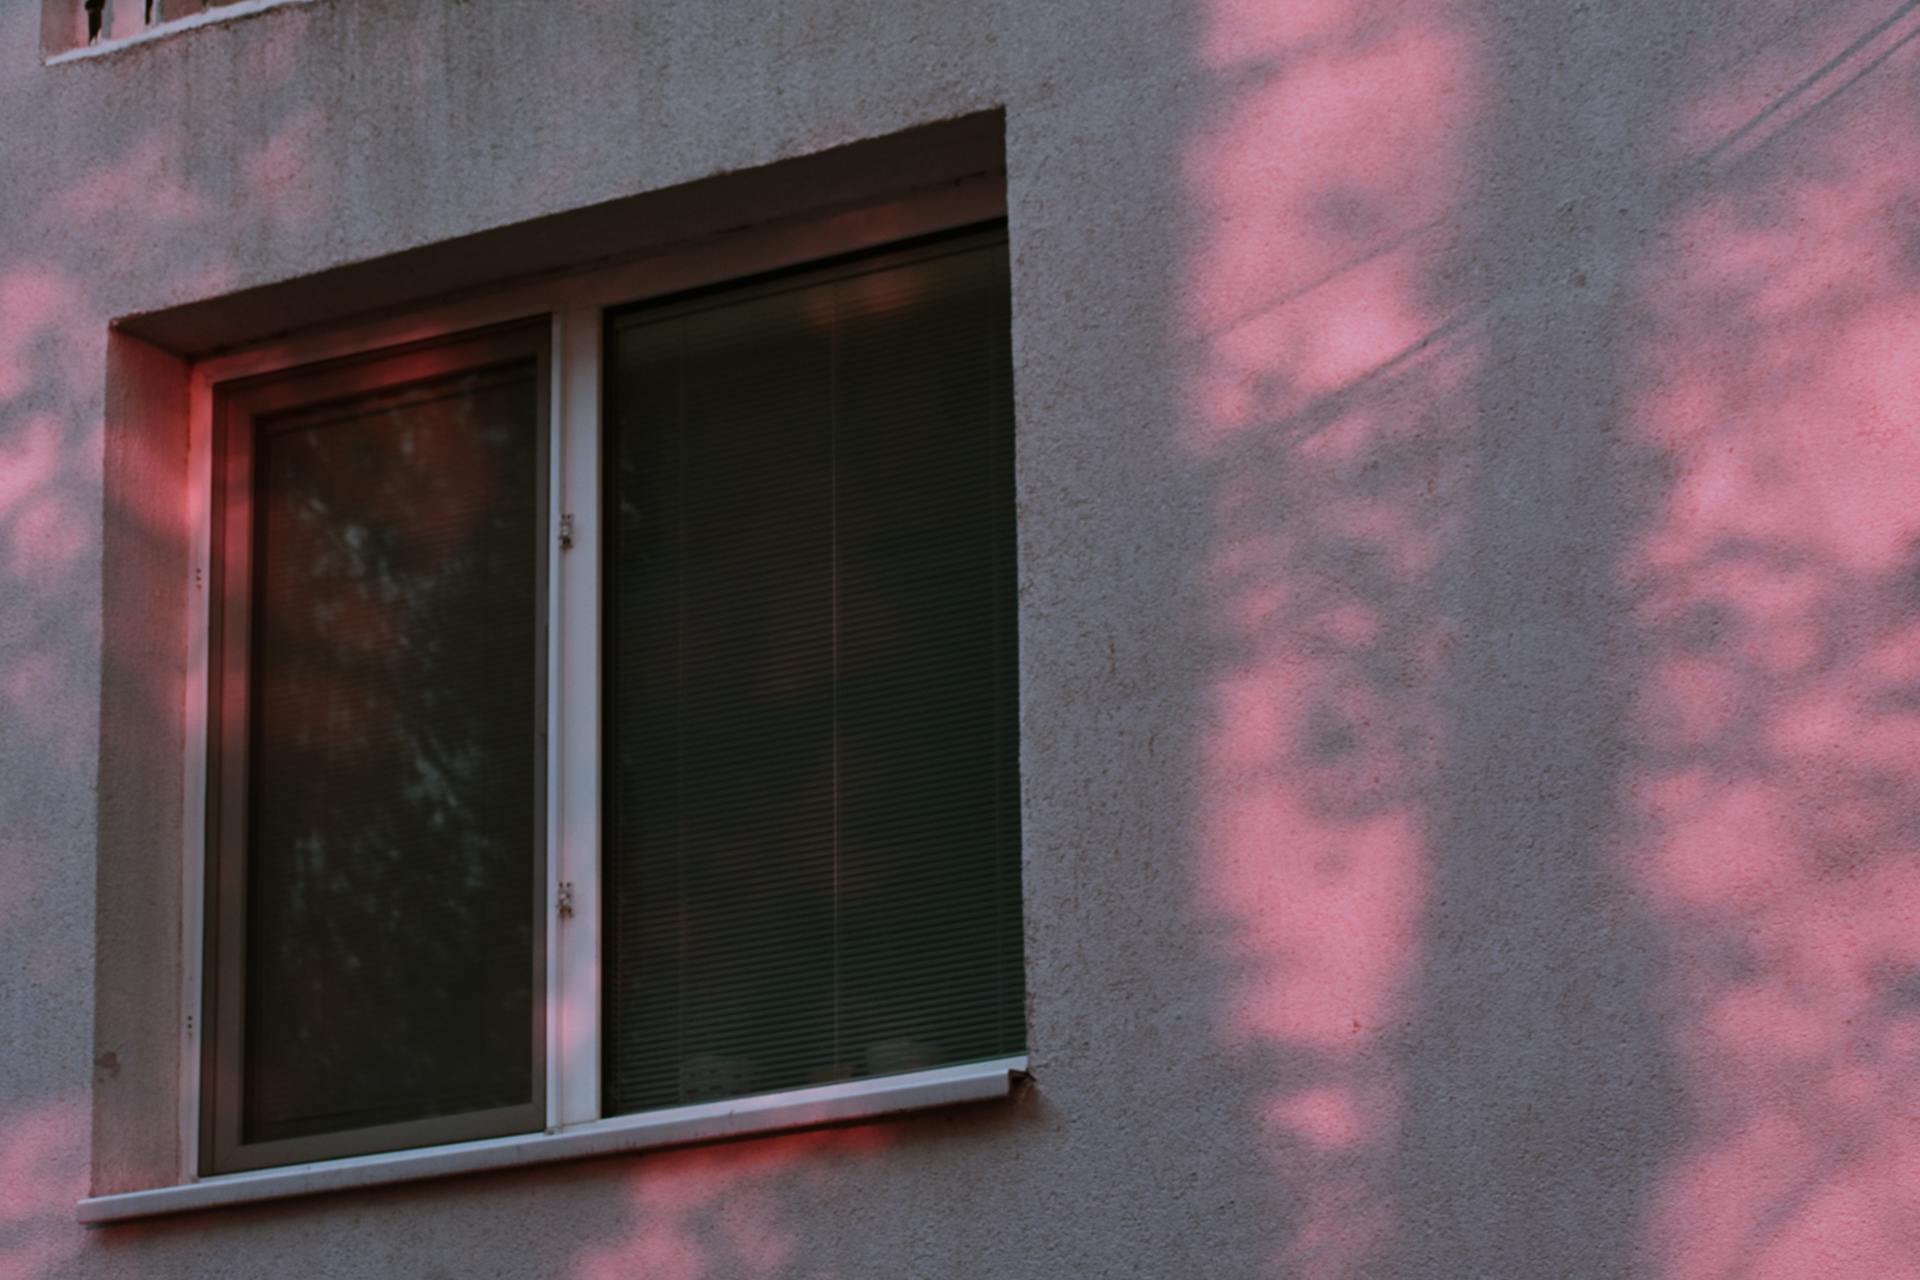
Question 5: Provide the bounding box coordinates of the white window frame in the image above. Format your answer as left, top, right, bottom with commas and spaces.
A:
77, 175, 1023, 1225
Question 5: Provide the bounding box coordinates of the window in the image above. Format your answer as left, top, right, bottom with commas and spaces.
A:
191, 225, 1024, 1180
204, 325, 552, 1172
602, 234, 1024, 1117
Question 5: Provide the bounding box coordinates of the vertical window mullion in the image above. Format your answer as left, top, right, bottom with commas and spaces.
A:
204, 386, 257, 1174
554, 305, 606, 1126
181, 370, 216, 1182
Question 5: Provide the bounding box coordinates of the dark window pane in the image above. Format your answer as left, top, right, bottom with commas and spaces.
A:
604, 233, 1023, 1115
241, 361, 541, 1144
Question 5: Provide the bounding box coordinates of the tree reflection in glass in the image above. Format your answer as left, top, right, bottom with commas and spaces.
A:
241, 362, 540, 1145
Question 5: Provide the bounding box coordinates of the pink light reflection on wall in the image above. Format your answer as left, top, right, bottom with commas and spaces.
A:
1185, 0, 1482, 1273
0, 264, 101, 771
1625, 8, 1920, 1275
571, 1126, 890, 1280
0, 1098, 86, 1280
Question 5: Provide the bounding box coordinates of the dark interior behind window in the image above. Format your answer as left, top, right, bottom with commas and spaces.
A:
602, 227, 1024, 1115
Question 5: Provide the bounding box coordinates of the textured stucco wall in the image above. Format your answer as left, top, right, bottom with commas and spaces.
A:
6, 0, 1920, 1276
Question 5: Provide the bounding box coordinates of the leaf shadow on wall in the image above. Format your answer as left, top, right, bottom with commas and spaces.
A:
1183, 0, 1920, 1276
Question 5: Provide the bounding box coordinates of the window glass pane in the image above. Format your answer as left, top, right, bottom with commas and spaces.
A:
604, 234, 1023, 1115
240, 361, 542, 1145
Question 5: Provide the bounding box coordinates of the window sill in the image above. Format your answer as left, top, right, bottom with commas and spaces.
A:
45, 0, 316, 64
78, 1056, 1028, 1224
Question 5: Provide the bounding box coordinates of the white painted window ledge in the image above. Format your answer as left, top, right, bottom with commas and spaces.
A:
78, 1056, 1028, 1224
47, 0, 318, 64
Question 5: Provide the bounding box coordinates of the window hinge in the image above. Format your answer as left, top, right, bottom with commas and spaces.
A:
557, 881, 575, 919
558, 514, 575, 551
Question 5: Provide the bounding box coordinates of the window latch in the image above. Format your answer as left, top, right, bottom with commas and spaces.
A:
558, 513, 576, 551
557, 881, 576, 919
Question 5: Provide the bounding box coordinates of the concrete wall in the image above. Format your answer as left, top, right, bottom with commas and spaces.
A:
6, 0, 1920, 1275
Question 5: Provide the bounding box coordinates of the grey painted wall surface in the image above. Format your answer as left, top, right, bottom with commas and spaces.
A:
6, 0, 1920, 1276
